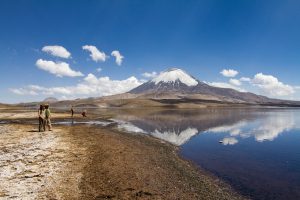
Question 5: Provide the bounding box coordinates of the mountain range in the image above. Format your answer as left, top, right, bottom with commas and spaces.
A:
19, 68, 300, 108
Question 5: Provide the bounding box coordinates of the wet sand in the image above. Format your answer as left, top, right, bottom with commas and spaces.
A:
0, 109, 246, 199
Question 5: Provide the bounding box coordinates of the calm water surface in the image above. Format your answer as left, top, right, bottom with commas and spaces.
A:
110, 108, 300, 200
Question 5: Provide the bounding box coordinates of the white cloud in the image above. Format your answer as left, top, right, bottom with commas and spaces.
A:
114, 120, 198, 146
11, 73, 144, 98
42, 45, 71, 59
220, 69, 238, 77
208, 121, 246, 136
10, 88, 24, 95
230, 129, 241, 136
240, 77, 251, 82
229, 78, 241, 86
151, 127, 198, 146
208, 82, 246, 92
207, 111, 298, 143
251, 73, 294, 96
82, 45, 107, 62
253, 113, 294, 142
220, 137, 238, 145
111, 50, 124, 66
96, 68, 102, 72
10, 88, 38, 96
116, 120, 147, 134
142, 71, 158, 79
36, 59, 84, 77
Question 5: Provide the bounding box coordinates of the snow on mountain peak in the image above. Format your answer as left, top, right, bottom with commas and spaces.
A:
151, 68, 198, 86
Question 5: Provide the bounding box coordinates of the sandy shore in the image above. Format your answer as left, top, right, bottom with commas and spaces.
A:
0, 109, 246, 200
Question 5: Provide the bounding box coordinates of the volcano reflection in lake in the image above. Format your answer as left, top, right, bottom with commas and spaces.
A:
112, 108, 300, 200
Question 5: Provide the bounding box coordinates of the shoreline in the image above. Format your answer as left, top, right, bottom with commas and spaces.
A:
0, 109, 246, 199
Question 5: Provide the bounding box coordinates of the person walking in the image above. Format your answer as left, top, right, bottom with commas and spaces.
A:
38, 104, 45, 132
44, 104, 52, 131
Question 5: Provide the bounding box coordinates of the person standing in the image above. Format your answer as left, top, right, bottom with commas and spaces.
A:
38, 104, 45, 132
71, 106, 74, 118
44, 104, 52, 131
82, 110, 87, 117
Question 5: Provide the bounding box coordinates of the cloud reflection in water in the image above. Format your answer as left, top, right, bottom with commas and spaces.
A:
113, 109, 300, 146
220, 137, 239, 145
208, 111, 298, 144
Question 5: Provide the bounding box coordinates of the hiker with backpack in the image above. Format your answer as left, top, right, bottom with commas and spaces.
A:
44, 104, 52, 131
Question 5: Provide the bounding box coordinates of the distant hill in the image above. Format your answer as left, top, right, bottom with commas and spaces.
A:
43, 97, 58, 103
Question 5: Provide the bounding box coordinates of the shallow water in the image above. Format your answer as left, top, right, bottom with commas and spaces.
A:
53, 120, 111, 126
108, 108, 300, 200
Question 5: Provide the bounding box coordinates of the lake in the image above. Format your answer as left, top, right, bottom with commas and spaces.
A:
110, 108, 300, 200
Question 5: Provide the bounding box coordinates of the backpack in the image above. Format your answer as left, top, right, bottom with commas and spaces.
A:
45, 109, 50, 118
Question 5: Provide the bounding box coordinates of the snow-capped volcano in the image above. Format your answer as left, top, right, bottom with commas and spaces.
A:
127, 67, 300, 105
151, 68, 198, 87
129, 67, 275, 103
130, 68, 203, 95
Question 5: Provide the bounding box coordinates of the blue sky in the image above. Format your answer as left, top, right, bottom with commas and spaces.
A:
1, 0, 300, 103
